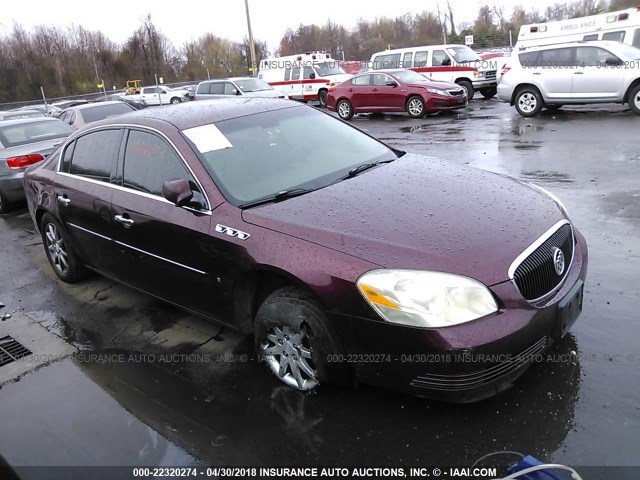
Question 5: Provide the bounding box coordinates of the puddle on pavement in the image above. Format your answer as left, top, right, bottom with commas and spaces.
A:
520, 170, 574, 184
598, 191, 640, 219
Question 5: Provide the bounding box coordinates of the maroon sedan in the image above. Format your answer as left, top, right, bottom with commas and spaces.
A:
24, 99, 587, 402
327, 69, 468, 119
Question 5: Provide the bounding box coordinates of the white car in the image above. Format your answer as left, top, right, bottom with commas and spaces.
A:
126, 86, 189, 106
497, 40, 640, 116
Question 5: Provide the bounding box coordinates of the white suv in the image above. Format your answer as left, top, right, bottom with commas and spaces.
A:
497, 41, 640, 116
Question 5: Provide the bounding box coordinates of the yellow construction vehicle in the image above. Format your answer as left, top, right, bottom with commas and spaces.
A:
124, 80, 142, 95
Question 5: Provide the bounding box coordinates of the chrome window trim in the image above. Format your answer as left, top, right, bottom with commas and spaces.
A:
507, 219, 575, 304
56, 123, 213, 212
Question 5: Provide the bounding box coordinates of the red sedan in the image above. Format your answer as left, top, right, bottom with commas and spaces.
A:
327, 69, 468, 120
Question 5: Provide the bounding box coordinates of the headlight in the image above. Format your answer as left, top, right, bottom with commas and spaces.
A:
529, 183, 570, 218
357, 270, 498, 328
426, 88, 449, 96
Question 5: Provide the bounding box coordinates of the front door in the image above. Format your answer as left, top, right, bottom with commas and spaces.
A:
572, 46, 625, 100
370, 73, 406, 110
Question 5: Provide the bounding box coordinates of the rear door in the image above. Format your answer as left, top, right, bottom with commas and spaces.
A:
349, 74, 373, 109
54, 128, 123, 275
289, 66, 303, 100
108, 127, 216, 315
536, 47, 574, 100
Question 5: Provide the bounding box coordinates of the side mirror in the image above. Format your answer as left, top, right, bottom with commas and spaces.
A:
235, 89, 241, 95
605, 56, 621, 66
309, 72, 316, 79
385, 81, 398, 87
162, 179, 193, 207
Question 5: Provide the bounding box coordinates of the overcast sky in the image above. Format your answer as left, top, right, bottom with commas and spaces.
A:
0, 0, 556, 53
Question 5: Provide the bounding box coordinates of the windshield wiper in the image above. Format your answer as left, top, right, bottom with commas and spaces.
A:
334, 159, 396, 183
238, 188, 315, 209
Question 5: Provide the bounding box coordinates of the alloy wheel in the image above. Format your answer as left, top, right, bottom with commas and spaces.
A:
518, 93, 538, 113
338, 101, 351, 119
45, 223, 69, 275
408, 98, 424, 116
260, 325, 318, 391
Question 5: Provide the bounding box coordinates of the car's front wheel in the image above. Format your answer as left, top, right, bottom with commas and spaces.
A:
514, 87, 544, 117
254, 287, 351, 392
628, 84, 640, 115
480, 87, 497, 99
170, 97, 181, 104
406, 95, 425, 117
456, 80, 474, 100
318, 89, 328, 108
336, 99, 354, 120
40, 213, 87, 283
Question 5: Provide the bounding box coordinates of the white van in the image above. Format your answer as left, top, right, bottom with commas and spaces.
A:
258, 51, 353, 107
369, 44, 499, 98
516, 7, 640, 49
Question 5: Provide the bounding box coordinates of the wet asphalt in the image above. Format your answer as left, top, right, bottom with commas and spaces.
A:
0, 97, 639, 477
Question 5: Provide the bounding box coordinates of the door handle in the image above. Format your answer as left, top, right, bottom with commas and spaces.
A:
574, 71, 584, 75
533, 72, 542, 75
57, 195, 70, 207
114, 214, 134, 228
372, 88, 378, 92
348, 88, 353, 92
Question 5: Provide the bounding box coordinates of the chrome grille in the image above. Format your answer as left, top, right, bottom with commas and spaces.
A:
512, 222, 574, 301
448, 89, 465, 96
485, 70, 497, 80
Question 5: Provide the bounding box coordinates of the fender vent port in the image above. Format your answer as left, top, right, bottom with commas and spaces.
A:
0, 336, 32, 367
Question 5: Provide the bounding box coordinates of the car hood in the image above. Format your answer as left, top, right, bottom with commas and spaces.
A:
241, 154, 565, 286
409, 80, 462, 90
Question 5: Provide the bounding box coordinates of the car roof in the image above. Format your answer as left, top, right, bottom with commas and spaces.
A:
70, 101, 133, 110
0, 116, 62, 127
518, 40, 625, 51
86, 98, 302, 131
198, 77, 256, 83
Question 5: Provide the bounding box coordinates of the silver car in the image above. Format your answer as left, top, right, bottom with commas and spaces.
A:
195, 77, 288, 100
0, 110, 46, 121
497, 40, 640, 116
0, 117, 74, 213
57, 101, 137, 129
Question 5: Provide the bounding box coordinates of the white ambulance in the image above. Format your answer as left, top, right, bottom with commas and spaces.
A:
258, 51, 353, 107
516, 7, 640, 49
368, 44, 499, 98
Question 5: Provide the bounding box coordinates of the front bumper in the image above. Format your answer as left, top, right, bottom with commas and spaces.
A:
0, 171, 27, 202
497, 83, 515, 103
425, 95, 468, 112
327, 229, 588, 402
472, 79, 498, 90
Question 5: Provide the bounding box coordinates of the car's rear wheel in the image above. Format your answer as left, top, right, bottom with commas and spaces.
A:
628, 84, 640, 115
336, 99, 354, 120
480, 87, 496, 99
456, 80, 474, 100
514, 87, 544, 117
406, 95, 425, 117
170, 97, 181, 104
254, 287, 352, 392
318, 89, 328, 108
545, 104, 563, 111
40, 213, 87, 283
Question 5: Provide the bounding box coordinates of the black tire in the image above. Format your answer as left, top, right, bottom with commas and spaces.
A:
514, 87, 544, 117
480, 87, 497, 99
457, 80, 474, 101
0, 191, 11, 214
406, 95, 425, 118
628, 84, 640, 115
169, 97, 181, 104
254, 287, 353, 391
545, 104, 563, 111
318, 89, 328, 108
40, 213, 88, 283
336, 99, 354, 120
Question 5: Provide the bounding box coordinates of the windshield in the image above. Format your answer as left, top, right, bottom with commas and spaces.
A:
80, 103, 135, 123
314, 62, 346, 76
0, 120, 74, 148
392, 70, 429, 83
447, 46, 482, 63
235, 78, 273, 92
189, 106, 397, 205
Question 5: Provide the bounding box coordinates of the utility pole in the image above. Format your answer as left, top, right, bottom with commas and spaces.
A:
244, 0, 257, 76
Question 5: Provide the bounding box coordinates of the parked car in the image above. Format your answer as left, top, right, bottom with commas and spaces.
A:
327, 69, 468, 120
0, 110, 46, 121
182, 85, 197, 101
195, 77, 288, 100
57, 101, 137, 129
19, 104, 63, 117
0, 117, 74, 213
497, 40, 640, 116
24, 99, 587, 402
51, 99, 91, 110
126, 86, 190, 106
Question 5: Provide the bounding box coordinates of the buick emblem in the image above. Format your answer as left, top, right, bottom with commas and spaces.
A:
552, 247, 565, 276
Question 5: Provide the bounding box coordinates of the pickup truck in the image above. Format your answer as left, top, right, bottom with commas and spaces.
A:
125, 86, 189, 106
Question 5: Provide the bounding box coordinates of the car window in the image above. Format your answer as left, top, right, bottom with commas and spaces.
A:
0, 120, 74, 148
634, 28, 640, 48
352, 75, 370, 86
402, 52, 413, 68
143, 87, 158, 94
303, 66, 314, 79
539, 47, 575, 67
583, 34, 598, 41
291, 67, 301, 80
60, 140, 75, 173
414, 51, 428, 67
68, 129, 121, 182
372, 74, 392, 86
432, 50, 451, 66
602, 31, 625, 42
122, 130, 202, 202
196, 83, 210, 94
373, 53, 401, 69
576, 47, 617, 67
519, 51, 539, 67
223, 83, 237, 95
193, 106, 397, 205
207, 83, 224, 94
284, 67, 291, 80
80, 103, 135, 123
